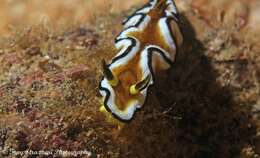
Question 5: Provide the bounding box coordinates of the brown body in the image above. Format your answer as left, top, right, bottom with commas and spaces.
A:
99, 0, 183, 122
111, 9, 183, 111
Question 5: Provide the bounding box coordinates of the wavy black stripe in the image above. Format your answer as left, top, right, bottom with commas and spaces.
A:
122, 1, 153, 25
168, 0, 179, 18
147, 46, 174, 81
110, 37, 137, 66
165, 16, 182, 56
122, 13, 146, 28
99, 78, 134, 122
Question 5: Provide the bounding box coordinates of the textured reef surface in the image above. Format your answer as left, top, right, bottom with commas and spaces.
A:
0, 0, 259, 157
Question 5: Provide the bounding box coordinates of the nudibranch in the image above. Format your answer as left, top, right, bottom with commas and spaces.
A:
99, 0, 183, 123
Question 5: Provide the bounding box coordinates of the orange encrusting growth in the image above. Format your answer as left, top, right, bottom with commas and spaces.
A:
110, 9, 170, 111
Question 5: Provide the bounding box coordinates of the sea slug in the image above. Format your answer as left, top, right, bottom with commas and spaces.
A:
99, 0, 183, 123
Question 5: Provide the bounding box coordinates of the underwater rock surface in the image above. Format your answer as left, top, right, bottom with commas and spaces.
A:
0, 0, 259, 157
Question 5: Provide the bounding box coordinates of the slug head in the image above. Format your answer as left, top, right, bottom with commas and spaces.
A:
99, 60, 152, 123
